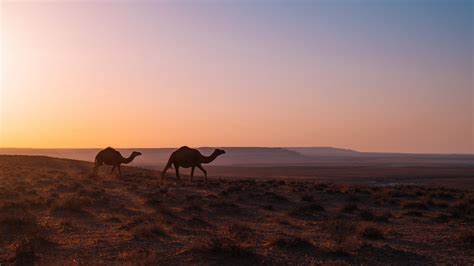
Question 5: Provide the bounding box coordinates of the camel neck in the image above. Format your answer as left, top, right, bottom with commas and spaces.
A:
122, 155, 135, 164
201, 152, 219, 164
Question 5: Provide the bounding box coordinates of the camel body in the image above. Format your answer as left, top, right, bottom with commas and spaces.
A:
161, 146, 225, 184
93, 147, 141, 177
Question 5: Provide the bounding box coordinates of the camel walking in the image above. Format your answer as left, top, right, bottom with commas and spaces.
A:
161, 146, 225, 184
93, 147, 141, 177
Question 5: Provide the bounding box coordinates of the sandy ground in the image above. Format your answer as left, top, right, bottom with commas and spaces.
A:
0, 155, 473, 265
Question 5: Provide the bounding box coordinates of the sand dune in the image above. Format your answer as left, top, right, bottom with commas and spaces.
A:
0, 155, 472, 264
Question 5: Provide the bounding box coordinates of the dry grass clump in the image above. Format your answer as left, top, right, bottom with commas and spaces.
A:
459, 230, 474, 247
209, 201, 242, 215
0, 213, 40, 241
52, 195, 91, 213
186, 217, 212, 228
263, 191, 289, 202
358, 223, 385, 240
323, 219, 361, 254
194, 236, 258, 260
403, 211, 424, 217
224, 224, 254, 242
338, 203, 359, 213
401, 201, 428, 210
449, 199, 473, 219
301, 194, 314, 202
289, 203, 325, 219
270, 236, 314, 250
133, 223, 168, 240
359, 209, 391, 223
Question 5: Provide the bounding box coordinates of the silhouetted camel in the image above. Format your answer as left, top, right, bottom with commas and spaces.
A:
93, 147, 141, 177
161, 146, 225, 184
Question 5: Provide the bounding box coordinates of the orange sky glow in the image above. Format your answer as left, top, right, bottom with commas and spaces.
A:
1, 1, 472, 153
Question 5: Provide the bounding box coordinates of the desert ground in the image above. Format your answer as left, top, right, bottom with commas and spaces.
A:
0, 155, 473, 265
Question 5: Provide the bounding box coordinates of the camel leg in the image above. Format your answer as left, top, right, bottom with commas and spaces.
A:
93, 161, 103, 177
175, 166, 181, 180
110, 165, 116, 174
197, 165, 207, 183
161, 166, 170, 184
93, 165, 98, 177
190, 167, 195, 182
118, 165, 122, 177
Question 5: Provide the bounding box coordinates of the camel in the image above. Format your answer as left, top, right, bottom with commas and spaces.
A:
161, 146, 225, 184
93, 147, 142, 177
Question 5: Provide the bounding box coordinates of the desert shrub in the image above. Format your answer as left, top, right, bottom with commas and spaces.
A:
450, 199, 473, 219
339, 203, 358, 213
323, 219, 361, 254
261, 204, 275, 211
301, 194, 314, 202
359, 209, 391, 222
358, 224, 385, 240
225, 224, 254, 242
194, 236, 258, 260
403, 211, 424, 217
52, 195, 90, 212
145, 193, 162, 207
183, 203, 203, 213
271, 236, 314, 249
347, 194, 360, 202
289, 203, 325, 219
14, 238, 37, 265
225, 186, 243, 193
209, 201, 242, 215
263, 191, 289, 202
133, 223, 168, 239
401, 201, 428, 210
187, 217, 211, 228
460, 230, 474, 247
432, 213, 450, 223
431, 191, 455, 200
0, 213, 39, 240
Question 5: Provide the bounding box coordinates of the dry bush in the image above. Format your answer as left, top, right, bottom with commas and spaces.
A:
301, 194, 314, 202
261, 204, 275, 211
460, 230, 474, 247
195, 236, 258, 260
450, 199, 473, 219
133, 223, 168, 240
403, 211, 424, 217
323, 219, 361, 254
52, 195, 91, 212
338, 203, 358, 213
359, 209, 391, 223
186, 217, 212, 228
0, 213, 40, 241
209, 201, 242, 214
401, 201, 428, 210
224, 224, 254, 242
358, 223, 385, 240
270, 236, 314, 250
263, 191, 289, 202
289, 203, 325, 219
430, 191, 456, 200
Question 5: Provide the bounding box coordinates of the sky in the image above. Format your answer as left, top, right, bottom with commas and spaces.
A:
0, 0, 472, 153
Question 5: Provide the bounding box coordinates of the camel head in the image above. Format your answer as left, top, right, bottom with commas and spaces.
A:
131, 151, 142, 158
214, 149, 226, 156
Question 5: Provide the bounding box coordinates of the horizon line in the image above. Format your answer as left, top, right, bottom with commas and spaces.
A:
0, 146, 472, 156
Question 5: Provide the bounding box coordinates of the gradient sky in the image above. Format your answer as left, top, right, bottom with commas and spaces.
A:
1, 0, 472, 153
